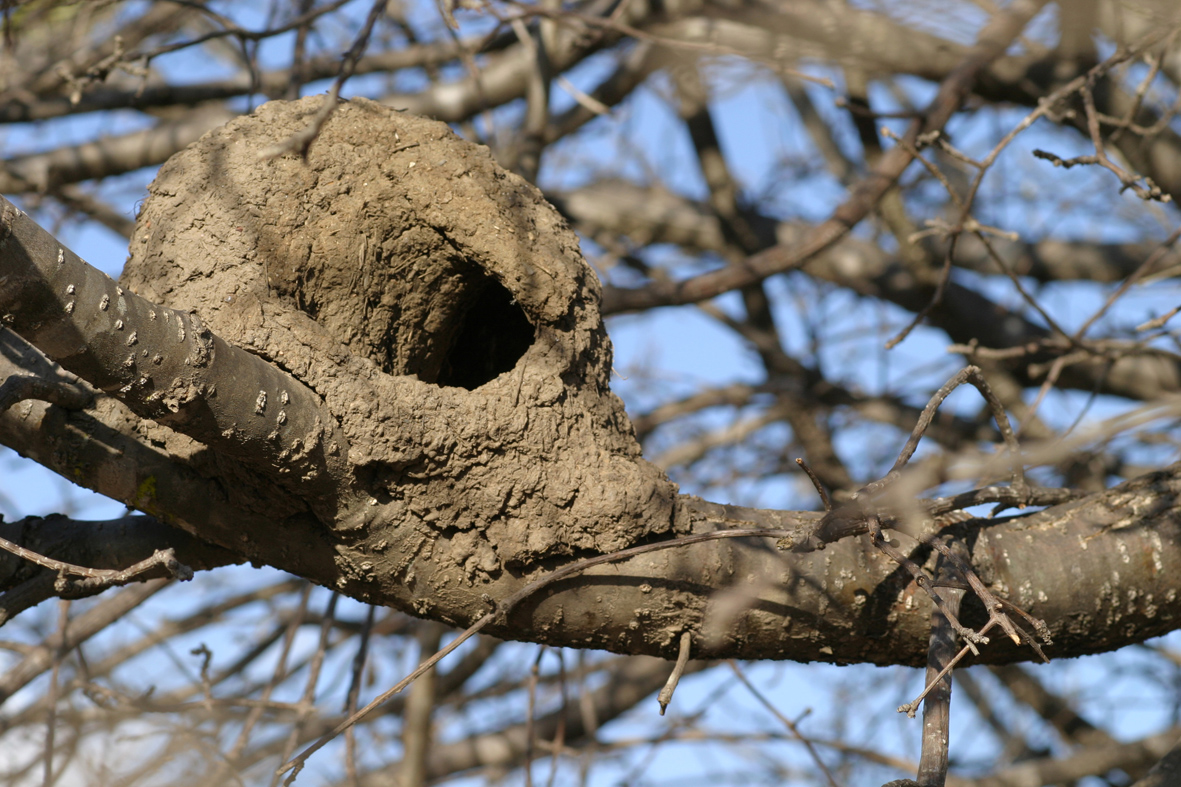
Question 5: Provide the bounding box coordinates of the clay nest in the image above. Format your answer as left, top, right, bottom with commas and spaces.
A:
118, 97, 679, 587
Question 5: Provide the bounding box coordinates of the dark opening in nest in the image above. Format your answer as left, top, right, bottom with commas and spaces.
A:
436, 275, 534, 390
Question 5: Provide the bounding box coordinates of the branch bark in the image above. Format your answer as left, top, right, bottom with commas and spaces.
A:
3, 94, 1181, 672
0, 195, 352, 519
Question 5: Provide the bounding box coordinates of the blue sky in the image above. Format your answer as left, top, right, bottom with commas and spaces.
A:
3, 2, 1181, 784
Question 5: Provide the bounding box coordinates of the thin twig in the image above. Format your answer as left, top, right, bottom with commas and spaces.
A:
914, 546, 963, 785
524, 645, 546, 787
727, 661, 840, 787
258, 0, 387, 160
269, 593, 339, 787
658, 631, 693, 715
891, 366, 1026, 493
276, 526, 807, 781
343, 605, 376, 787
0, 535, 192, 595
546, 651, 567, 787
795, 458, 834, 511
1138, 305, 1181, 332
867, 519, 984, 652
43, 599, 69, 787
1076, 228, 1181, 339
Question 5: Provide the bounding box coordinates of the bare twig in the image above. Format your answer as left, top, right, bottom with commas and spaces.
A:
277, 526, 810, 782
524, 645, 546, 787
727, 661, 840, 787
269, 593, 340, 787
808, 366, 1028, 550
796, 458, 834, 511
43, 599, 69, 787
344, 605, 376, 787
657, 631, 692, 715
600, 0, 1052, 313
258, 0, 387, 160
0, 535, 192, 595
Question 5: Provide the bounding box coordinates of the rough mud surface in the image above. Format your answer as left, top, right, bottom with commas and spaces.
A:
119, 97, 684, 640
5, 101, 1178, 666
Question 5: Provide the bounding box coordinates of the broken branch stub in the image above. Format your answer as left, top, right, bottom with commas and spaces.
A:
120, 97, 680, 616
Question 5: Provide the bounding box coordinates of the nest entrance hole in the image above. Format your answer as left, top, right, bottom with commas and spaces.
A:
436, 275, 534, 390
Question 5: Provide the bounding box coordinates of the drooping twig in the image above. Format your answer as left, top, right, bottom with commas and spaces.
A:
657, 631, 693, 716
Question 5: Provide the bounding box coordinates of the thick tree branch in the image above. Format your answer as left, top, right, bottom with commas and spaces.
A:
0, 195, 352, 517
0, 98, 1178, 672
0, 388, 344, 584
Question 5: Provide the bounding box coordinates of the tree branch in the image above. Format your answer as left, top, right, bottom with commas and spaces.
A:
0, 196, 352, 518
598, 0, 1052, 314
